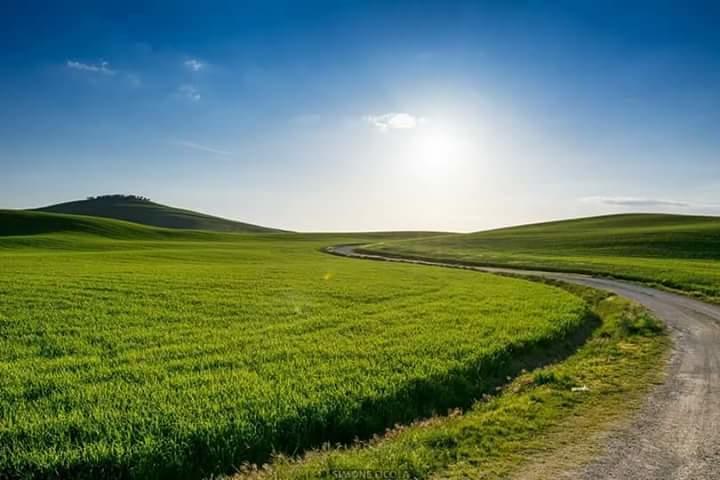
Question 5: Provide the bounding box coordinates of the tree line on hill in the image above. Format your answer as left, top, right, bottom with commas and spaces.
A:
86, 194, 151, 202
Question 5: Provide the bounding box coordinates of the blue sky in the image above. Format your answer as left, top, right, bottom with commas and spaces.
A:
1, 1, 719, 231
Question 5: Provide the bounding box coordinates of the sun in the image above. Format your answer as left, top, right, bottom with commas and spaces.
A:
417, 130, 458, 157
411, 127, 467, 175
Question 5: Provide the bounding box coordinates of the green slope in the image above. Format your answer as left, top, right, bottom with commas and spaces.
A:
368, 213, 720, 302
0, 210, 447, 253
34, 195, 284, 233
0, 209, 593, 479
442, 213, 720, 259
0, 209, 226, 240
0, 210, 244, 253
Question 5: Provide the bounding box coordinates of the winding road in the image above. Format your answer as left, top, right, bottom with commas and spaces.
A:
327, 245, 720, 480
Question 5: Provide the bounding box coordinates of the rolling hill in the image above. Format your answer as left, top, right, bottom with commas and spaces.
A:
0, 209, 445, 252
0, 209, 236, 250
430, 213, 720, 259
34, 195, 284, 233
0, 205, 611, 480
366, 213, 720, 302
370, 213, 720, 259
0, 208, 672, 479
1, 209, 168, 238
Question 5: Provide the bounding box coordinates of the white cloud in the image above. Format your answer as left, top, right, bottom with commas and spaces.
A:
177, 84, 200, 102
583, 196, 691, 208
66, 60, 140, 88
184, 59, 205, 71
66, 60, 115, 75
364, 112, 422, 132
171, 140, 231, 156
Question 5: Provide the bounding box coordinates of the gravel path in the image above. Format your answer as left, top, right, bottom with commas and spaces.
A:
327, 245, 720, 480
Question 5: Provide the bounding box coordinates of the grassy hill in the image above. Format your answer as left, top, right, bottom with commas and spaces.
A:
2, 209, 178, 238
0, 209, 446, 249
0, 208, 599, 479
34, 195, 284, 233
0, 209, 669, 479
367, 213, 720, 302
0, 209, 238, 245
429, 213, 720, 259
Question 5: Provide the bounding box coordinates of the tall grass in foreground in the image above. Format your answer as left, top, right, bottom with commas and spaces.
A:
247, 283, 667, 480
0, 233, 588, 479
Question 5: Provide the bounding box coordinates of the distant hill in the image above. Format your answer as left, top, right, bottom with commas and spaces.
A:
365, 213, 720, 302
372, 213, 720, 260
0, 209, 224, 240
462, 213, 720, 259
33, 195, 284, 233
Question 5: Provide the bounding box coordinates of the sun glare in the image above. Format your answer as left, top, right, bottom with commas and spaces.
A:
411, 127, 469, 175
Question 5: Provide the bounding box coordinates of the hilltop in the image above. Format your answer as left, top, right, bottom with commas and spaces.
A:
33, 195, 284, 233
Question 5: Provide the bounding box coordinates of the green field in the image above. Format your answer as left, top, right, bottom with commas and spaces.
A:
34, 195, 283, 233
366, 213, 720, 303
0, 211, 593, 479
260, 285, 667, 480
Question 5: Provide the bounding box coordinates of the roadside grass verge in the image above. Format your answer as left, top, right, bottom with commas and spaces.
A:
236, 282, 668, 480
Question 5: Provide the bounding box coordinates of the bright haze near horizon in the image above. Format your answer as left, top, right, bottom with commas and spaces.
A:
1, 1, 719, 232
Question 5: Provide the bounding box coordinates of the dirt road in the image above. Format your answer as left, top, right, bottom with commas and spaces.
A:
327, 245, 720, 480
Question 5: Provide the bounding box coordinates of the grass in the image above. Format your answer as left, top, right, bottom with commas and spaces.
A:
239, 282, 668, 480
365, 213, 720, 303
0, 210, 215, 239
0, 211, 591, 479
33, 195, 284, 233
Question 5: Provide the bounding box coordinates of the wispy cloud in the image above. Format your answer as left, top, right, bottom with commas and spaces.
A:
584, 196, 691, 208
66, 60, 115, 75
184, 59, 205, 71
66, 59, 141, 87
364, 112, 422, 131
177, 84, 200, 102
171, 140, 231, 156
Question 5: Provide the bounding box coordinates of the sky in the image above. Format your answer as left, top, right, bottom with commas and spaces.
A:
1, 1, 719, 232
